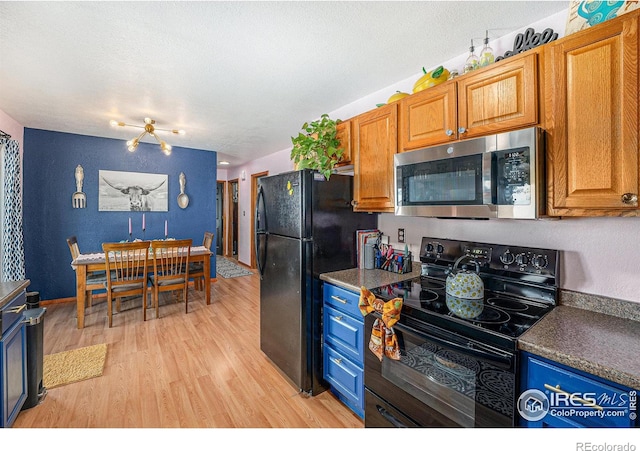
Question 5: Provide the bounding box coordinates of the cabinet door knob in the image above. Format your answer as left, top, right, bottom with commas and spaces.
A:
350, 200, 358, 207
331, 357, 343, 365
621, 193, 638, 205
334, 315, 343, 321
445, 129, 454, 136
458, 127, 467, 134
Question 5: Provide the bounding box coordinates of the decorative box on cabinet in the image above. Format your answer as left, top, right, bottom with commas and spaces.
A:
1, 289, 27, 428
352, 103, 397, 213
323, 283, 364, 418
520, 352, 637, 428
399, 51, 539, 152
545, 11, 640, 216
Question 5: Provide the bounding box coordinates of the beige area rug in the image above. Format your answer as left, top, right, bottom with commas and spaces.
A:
43, 343, 107, 389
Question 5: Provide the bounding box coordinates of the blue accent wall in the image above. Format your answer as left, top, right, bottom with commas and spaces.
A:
23, 128, 217, 300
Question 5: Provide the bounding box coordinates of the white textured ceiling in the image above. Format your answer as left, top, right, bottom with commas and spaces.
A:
0, 1, 567, 167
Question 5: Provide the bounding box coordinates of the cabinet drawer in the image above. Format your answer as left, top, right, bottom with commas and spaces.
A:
526, 357, 634, 428
324, 305, 364, 363
1, 291, 26, 337
323, 345, 364, 411
323, 283, 361, 318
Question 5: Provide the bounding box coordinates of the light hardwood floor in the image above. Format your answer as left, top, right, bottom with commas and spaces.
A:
13, 270, 364, 428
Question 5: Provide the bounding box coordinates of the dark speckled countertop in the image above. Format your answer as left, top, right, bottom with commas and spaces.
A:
519, 301, 640, 390
321, 267, 640, 391
319, 265, 422, 292
0, 280, 30, 309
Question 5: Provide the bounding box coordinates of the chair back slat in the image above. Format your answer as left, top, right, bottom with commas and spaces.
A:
103, 241, 151, 289
151, 239, 192, 283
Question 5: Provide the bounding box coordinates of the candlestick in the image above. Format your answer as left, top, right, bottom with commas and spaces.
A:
142, 213, 146, 231
165, 220, 168, 239
128, 217, 132, 235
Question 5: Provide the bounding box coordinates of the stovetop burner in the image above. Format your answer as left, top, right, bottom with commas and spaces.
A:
486, 297, 529, 312
369, 237, 559, 351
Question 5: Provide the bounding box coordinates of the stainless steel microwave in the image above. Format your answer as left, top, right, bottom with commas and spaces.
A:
394, 127, 545, 219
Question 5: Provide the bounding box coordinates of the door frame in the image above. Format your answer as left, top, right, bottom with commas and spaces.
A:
226, 178, 239, 258
250, 171, 268, 269
216, 180, 226, 256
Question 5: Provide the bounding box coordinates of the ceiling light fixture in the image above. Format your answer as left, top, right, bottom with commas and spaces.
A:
110, 117, 185, 156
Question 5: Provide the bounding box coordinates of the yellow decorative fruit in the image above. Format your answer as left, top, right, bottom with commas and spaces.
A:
412, 66, 450, 93
387, 91, 410, 103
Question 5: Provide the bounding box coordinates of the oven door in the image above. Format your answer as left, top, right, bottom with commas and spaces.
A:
364, 314, 517, 428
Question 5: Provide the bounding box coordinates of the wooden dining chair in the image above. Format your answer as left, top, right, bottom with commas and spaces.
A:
67, 235, 107, 308
102, 241, 151, 327
190, 231, 214, 291
149, 239, 192, 317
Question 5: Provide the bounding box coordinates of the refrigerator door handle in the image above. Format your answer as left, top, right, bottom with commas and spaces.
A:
255, 185, 267, 277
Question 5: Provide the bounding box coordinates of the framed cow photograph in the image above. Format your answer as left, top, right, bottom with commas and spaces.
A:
98, 170, 168, 212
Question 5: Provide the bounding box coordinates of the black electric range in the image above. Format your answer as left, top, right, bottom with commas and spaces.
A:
371, 237, 559, 352
364, 237, 560, 427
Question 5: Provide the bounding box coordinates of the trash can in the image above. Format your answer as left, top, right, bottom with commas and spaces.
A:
21, 304, 47, 410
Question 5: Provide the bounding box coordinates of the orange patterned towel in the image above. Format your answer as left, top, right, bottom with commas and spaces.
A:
359, 287, 403, 361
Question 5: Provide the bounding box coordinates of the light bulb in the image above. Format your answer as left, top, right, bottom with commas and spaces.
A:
127, 138, 138, 152
109, 120, 118, 127
463, 39, 479, 74
479, 30, 495, 67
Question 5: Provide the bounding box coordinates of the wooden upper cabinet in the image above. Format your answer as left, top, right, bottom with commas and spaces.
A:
399, 82, 457, 151
335, 120, 352, 165
457, 52, 538, 139
545, 13, 639, 216
398, 51, 539, 152
352, 104, 397, 212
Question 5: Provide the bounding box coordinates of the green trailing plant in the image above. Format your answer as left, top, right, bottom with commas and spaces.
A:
290, 114, 343, 180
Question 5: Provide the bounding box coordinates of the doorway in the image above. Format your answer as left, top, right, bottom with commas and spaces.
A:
250, 171, 268, 269
227, 179, 239, 260
215, 181, 224, 255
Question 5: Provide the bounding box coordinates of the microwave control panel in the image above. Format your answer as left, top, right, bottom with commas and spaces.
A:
494, 146, 531, 206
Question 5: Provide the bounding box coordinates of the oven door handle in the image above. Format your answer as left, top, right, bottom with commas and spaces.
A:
393, 320, 513, 369
376, 405, 410, 428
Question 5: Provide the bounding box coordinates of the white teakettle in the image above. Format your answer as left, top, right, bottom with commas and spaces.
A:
445, 255, 484, 300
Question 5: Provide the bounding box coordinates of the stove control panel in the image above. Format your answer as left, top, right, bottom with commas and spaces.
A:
420, 237, 558, 283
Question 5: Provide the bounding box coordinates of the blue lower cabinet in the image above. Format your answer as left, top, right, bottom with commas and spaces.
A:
324, 345, 364, 418
1, 289, 28, 428
322, 283, 364, 419
519, 352, 637, 428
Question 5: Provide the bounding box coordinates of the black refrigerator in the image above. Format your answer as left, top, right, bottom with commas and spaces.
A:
255, 169, 377, 395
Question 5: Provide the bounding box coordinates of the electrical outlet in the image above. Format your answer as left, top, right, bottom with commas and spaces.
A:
398, 228, 405, 243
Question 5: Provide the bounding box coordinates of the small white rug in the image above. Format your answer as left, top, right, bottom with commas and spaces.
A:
216, 257, 254, 278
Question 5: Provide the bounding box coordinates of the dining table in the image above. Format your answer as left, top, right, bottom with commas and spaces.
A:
71, 244, 213, 329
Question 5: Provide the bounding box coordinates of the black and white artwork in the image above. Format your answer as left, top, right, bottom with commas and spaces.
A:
99, 170, 168, 212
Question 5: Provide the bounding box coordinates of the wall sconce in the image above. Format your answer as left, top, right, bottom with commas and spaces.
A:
241, 170, 246, 181
110, 117, 185, 155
